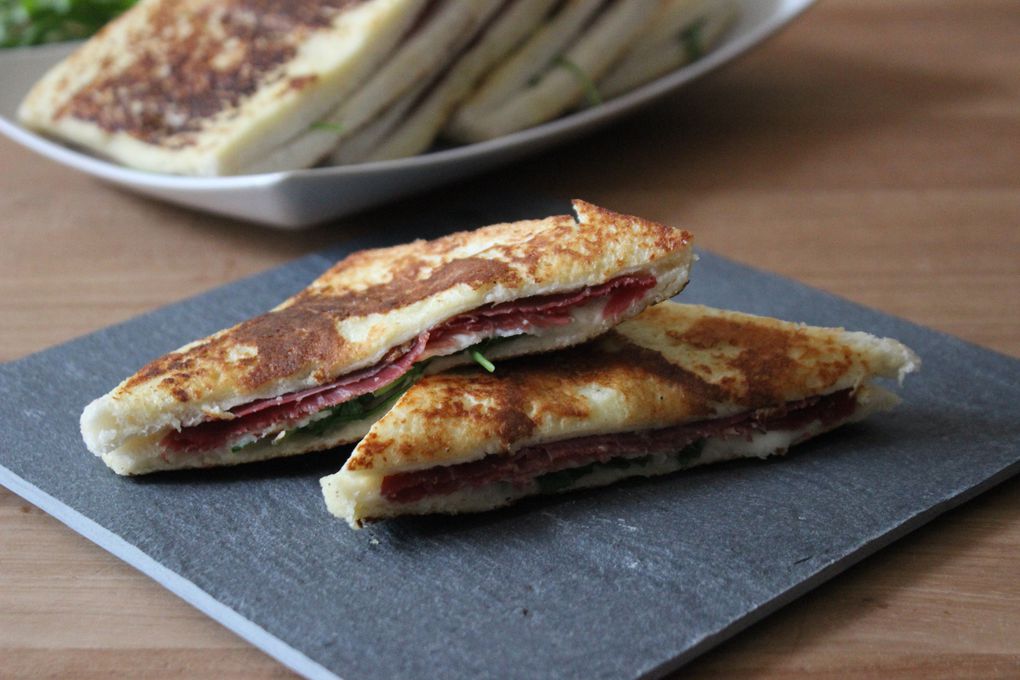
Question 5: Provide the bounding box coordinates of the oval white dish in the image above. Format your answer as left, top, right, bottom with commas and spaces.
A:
0, 0, 814, 229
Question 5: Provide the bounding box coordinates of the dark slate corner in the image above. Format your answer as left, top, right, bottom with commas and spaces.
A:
1, 195, 1019, 680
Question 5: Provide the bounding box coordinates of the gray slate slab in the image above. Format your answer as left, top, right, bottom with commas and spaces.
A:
1, 197, 1018, 680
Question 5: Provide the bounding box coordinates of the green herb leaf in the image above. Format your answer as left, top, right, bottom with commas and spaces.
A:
289, 361, 429, 439
679, 17, 709, 63
553, 56, 603, 107
310, 121, 345, 133
535, 441, 706, 494
536, 464, 596, 494
470, 349, 496, 373
675, 439, 705, 466
231, 362, 428, 452
1, 0, 137, 48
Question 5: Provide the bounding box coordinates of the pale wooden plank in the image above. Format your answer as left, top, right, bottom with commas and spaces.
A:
0, 0, 1017, 677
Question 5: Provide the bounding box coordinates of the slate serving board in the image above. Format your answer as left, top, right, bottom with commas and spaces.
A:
1, 197, 1019, 680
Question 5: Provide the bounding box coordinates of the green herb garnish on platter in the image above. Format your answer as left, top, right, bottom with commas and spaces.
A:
1, 0, 136, 48
309, 121, 345, 133
680, 17, 709, 63
553, 56, 603, 107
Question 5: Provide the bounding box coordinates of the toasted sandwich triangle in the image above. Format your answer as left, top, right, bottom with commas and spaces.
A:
323, 302, 919, 527
83, 200, 693, 474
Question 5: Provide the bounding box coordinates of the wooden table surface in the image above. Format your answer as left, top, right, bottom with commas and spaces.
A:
2, 0, 1018, 677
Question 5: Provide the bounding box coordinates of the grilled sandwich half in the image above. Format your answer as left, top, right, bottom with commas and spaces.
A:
322, 302, 919, 527
82, 201, 694, 474
599, 0, 738, 99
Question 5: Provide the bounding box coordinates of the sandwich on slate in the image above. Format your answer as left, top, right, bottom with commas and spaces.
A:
18, 0, 431, 176
322, 302, 919, 527
81, 201, 694, 474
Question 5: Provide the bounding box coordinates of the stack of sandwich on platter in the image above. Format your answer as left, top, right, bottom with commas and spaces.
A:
80, 201, 920, 528
19, 0, 738, 175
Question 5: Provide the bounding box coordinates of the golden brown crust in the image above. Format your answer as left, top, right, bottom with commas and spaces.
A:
343, 302, 919, 474
123, 298, 350, 394
122, 255, 524, 395
117, 203, 689, 403
21, 0, 429, 175
53, 0, 368, 146
660, 313, 854, 405
82, 200, 694, 465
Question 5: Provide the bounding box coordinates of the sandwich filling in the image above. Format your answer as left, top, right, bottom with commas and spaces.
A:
162, 272, 656, 454
377, 388, 859, 504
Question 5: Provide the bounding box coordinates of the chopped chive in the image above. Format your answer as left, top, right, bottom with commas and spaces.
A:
310, 121, 345, 133
470, 349, 496, 373
680, 17, 708, 63
553, 56, 603, 107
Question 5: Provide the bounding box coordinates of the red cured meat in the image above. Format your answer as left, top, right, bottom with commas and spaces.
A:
379, 389, 858, 504
427, 273, 656, 352
163, 333, 429, 454
163, 273, 657, 453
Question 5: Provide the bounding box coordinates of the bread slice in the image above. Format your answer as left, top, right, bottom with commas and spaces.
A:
335, 0, 739, 163
82, 200, 694, 474
246, 0, 504, 174
18, 0, 429, 176
446, 0, 659, 143
333, 0, 561, 164
323, 302, 920, 527
598, 0, 738, 99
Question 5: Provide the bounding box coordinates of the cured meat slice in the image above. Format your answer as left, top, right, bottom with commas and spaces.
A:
165, 273, 657, 453
379, 389, 859, 504
427, 273, 656, 350
163, 334, 429, 453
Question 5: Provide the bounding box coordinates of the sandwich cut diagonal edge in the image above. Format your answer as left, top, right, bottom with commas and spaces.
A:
82, 199, 694, 475
323, 301, 920, 527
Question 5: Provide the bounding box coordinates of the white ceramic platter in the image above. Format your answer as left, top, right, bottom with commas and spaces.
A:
0, 0, 815, 229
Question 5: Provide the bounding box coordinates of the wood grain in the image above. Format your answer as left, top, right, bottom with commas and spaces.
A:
1, 0, 1018, 677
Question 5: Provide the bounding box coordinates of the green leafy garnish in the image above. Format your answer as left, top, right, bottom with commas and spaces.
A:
230, 362, 428, 454
291, 361, 428, 439
675, 439, 704, 467
535, 441, 705, 494
470, 349, 496, 373
460, 336, 518, 372
679, 17, 709, 63
553, 56, 603, 107
1, 0, 136, 48
536, 465, 594, 494
537, 455, 654, 494
310, 121, 344, 133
